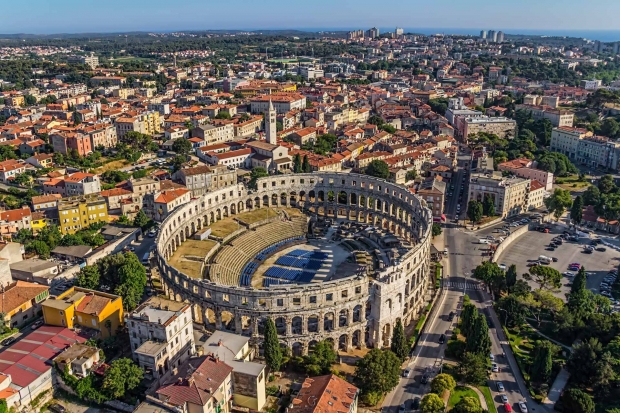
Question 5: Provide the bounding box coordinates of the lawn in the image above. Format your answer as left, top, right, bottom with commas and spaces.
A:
209, 218, 244, 238
448, 386, 480, 409
477, 385, 498, 413
236, 208, 278, 224
555, 174, 592, 191
92, 159, 129, 174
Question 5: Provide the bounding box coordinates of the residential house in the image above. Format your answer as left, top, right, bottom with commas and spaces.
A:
127, 297, 195, 384
42, 287, 124, 338
173, 165, 237, 197
143, 188, 191, 222
0, 159, 27, 183
418, 176, 447, 222
155, 354, 234, 413
57, 195, 109, 234
288, 374, 359, 413
25, 153, 53, 169
10, 258, 59, 285
53, 343, 101, 377
64, 172, 102, 196
0, 281, 49, 328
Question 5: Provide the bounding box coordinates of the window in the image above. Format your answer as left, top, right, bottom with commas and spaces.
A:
341, 290, 348, 298
326, 293, 333, 301
222, 294, 229, 302
91, 319, 97, 326
277, 299, 284, 307
293, 298, 301, 305
309, 296, 316, 304
355, 286, 361, 294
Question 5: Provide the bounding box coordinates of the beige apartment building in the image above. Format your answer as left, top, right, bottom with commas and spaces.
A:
516, 104, 574, 127
550, 127, 592, 161
468, 172, 531, 218
460, 116, 516, 140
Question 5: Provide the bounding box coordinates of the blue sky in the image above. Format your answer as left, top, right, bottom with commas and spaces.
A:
4, 0, 620, 35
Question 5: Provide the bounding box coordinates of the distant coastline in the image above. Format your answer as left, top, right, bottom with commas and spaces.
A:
1, 28, 620, 43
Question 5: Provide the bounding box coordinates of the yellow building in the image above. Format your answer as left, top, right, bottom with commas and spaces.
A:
30, 211, 48, 234
141, 111, 161, 135
57, 195, 109, 234
42, 287, 123, 338
8, 96, 25, 107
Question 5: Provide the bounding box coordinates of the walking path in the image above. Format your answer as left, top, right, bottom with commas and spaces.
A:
466, 385, 488, 410
544, 368, 570, 409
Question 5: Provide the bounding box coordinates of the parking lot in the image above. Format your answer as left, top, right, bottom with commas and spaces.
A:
495, 224, 619, 298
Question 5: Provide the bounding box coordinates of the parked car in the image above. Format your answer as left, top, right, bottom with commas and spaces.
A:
597, 247, 607, 252
403, 368, 412, 377
501, 394, 509, 403
496, 381, 505, 392
421, 374, 430, 384
448, 312, 455, 321
31, 320, 43, 330
492, 363, 499, 372
518, 401, 528, 413
499, 264, 507, 271
48, 404, 66, 413
504, 403, 513, 412
439, 334, 446, 344
1, 337, 16, 346
412, 397, 421, 409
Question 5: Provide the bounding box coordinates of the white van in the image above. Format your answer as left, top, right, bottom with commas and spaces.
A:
479, 239, 491, 244
142, 253, 151, 265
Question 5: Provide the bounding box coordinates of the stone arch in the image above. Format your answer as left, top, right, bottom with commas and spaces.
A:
385, 298, 392, 311
204, 308, 216, 328
308, 340, 319, 353
292, 316, 303, 335
230, 203, 236, 215
292, 342, 304, 357
223, 205, 229, 217
338, 334, 349, 351
275, 316, 286, 336
241, 315, 251, 334
382, 323, 391, 347
338, 308, 348, 327
353, 305, 362, 323
289, 191, 297, 206
324, 312, 335, 331
327, 190, 335, 203
280, 192, 287, 206
220, 310, 234, 330
317, 190, 324, 202
271, 194, 278, 206
262, 195, 269, 206
216, 209, 222, 220
308, 315, 319, 333
337, 190, 347, 205
352, 329, 362, 348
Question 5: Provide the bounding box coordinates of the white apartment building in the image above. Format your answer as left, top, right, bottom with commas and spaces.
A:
127, 297, 195, 384
515, 104, 574, 127
201, 148, 253, 168
468, 172, 531, 218
193, 123, 235, 145
550, 127, 592, 160
458, 116, 516, 140
576, 136, 620, 171
445, 97, 483, 125
249, 94, 307, 114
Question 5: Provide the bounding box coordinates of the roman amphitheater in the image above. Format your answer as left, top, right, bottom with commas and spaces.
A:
155, 172, 433, 356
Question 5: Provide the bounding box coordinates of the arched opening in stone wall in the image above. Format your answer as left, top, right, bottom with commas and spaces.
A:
382, 324, 391, 348
275, 316, 286, 336
308, 340, 318, 354
292, 342, 303, 357
204, 308, 216, 329
241, 315, 251, 334
324, 312, 335, 332
292, 316, 303, 335
308, 315, 319, 333
352, 330, 362, 348
221, 310, 234, 331
338, 309, 348, 327
337, 191, 347, 205
353, 305, 362, 323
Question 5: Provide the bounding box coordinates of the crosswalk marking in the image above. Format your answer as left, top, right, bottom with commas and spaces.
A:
443, 281, 483, 290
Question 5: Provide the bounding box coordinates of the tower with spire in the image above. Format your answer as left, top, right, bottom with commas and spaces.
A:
265, 99, 277, 145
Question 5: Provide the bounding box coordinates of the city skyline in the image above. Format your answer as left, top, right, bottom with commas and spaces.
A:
4, 0, 620, 37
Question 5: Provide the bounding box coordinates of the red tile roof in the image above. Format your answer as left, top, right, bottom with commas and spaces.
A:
290, 374, 359, 413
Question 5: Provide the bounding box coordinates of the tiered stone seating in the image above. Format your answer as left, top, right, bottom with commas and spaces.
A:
210, 217, 307, 286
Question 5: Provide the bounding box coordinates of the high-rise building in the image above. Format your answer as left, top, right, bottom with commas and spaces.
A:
265, 99, 277, 145
395, 27, 404, 37
365, 27, 380, 39
614, 42, 619, 54
480, 30, 487, 39
488, 30, 497, 42
497, 31, 505, 43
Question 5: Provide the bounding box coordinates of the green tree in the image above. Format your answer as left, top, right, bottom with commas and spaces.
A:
367, 115, 385, 126
452, 396, 483, 413
170, 154, 187, 172
102, 358, 143, 399
114, 254, 147, 311
505, 264, 518, 289
466, 313, 491, 356
365, 160, 390, 179
133, 210, 150, 231
293, 153, 302, 173
467, 200, 483, 224
571, 267, 587, 294
380, 124, 396, 134
544, 188, 573, 221
248, 167, 269, 190
75, 265, 100, 290
570, 195, 584, 224
457, 352, 488, 385
27, 240, 50, 259
558, 388, 595, 413
263, 318, 283, 372
482, 194, 495, 216
460, 303, 479, 338
302, 340, 337, 375
524, 265, 562, 290
583, 185, 601, 206
530, 340, 555, 384
172, 138, 193, 155
522, 289, 564, 327
598, 174, 616, 194
406, 170, 418, 181
302, 155, 311, 173
214, 111, 231, 120
472, 261, 504, 292
566, 338, 614, 389
496, 295, 526, 327
432, 223, 442, 238
354, 348, 401, 395
390, 319, 409, 361
430, 373, 456, 395
420, 393, 445, 413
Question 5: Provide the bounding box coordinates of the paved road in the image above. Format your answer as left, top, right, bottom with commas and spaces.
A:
383, 150, 544, 413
